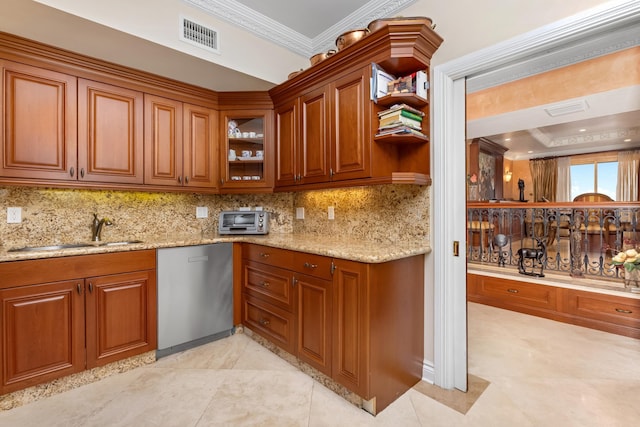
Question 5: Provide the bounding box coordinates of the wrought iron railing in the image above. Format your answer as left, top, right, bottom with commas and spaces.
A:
467, 202, 640, 282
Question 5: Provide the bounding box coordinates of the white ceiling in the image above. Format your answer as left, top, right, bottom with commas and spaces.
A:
184, 0, 416, 56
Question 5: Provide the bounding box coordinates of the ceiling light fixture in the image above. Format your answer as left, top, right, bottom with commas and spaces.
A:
624, 138, 632, 142
504, 138, 511, 142
579, 128, 586, 132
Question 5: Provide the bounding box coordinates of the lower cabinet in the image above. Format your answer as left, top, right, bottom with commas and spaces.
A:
467, 273, 640, 339
242, 243, 424, 414
0, 250, 157, 394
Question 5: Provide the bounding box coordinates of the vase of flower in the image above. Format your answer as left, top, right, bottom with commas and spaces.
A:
624, 268, 640, 292
612, 249, 640, 292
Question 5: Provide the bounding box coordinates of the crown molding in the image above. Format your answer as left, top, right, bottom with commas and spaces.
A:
183, 0, 416, 57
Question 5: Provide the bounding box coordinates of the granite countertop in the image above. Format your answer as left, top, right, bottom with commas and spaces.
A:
0, 233, 430, 264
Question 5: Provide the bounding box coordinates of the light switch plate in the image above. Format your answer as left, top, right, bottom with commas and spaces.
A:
328, 206, 335, 220
7, 207, 22, 223
196, 206, 208, 218
296, 207, 305, 220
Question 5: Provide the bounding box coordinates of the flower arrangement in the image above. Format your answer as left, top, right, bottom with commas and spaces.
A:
612, 248, 640, 272
467, 173, 478, 185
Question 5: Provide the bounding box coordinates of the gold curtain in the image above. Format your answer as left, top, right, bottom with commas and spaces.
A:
617, 150, 640, 201
529, 158, 558, 202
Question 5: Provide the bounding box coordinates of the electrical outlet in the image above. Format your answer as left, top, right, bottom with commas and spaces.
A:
196, 206, 208, 218
7, 207, 22, 223
328, 206, 335, 220
296, 207, 305, 220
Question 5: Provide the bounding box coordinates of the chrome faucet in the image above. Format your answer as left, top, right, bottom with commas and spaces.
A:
91, 213, 112, 242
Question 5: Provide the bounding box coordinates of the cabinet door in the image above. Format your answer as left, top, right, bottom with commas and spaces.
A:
143, 94, 183, 187
296, 273, 332, 377
0, 280, 85, 394
332, 259, 369, 396
85, 270, 157, 368
220, 110, 272, 190
331, 69, 370, 181
183, 103, 218, 190
301, 87, 331, 184
78, 79, 144, 184
0, 60, 77, 181
274, 99, 298, 187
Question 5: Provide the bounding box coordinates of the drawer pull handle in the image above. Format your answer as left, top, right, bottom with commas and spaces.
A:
261, 281, 270, 288
260, 253, 270, 258
259, 318, 270, 326
507, 288, 519, 293
77, 283, 82, 295
304, 262, 318, 269
615, 308, 632, 314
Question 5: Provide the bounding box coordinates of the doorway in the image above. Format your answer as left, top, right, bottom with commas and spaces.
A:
431, 1, 640, 391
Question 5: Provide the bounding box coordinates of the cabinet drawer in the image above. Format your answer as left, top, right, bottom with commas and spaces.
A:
244, 261, 294, 311
244, 244, 294, 270
564, 290, 640, 328
293, 251, 333, 280
472, 275, 558, 310
243, 294, 295, 354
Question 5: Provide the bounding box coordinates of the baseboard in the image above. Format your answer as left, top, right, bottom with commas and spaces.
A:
422, 359, 435, 384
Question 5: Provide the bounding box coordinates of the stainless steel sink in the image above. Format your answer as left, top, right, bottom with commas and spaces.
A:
8, 240, 143, 252
9, 243, 92, 252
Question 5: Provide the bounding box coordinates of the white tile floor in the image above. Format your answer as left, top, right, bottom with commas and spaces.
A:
1, 302, 638, 426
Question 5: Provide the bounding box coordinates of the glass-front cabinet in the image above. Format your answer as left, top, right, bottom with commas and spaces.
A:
220, 110, 273, 191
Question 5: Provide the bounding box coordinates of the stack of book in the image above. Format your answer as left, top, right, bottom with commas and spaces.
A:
375, 104, 428, 138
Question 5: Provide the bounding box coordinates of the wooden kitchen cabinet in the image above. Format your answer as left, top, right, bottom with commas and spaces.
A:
270, 23, 444, 191
241, 243, 425, 414
78, 79, 144, 184
0, 59, 78, 181
85, 270, 157, 369
220, 110, 273, 192
274, 67, 370, 188
0, 250, 156, 394
0, 280, 85, 394
144, 94, 218, 191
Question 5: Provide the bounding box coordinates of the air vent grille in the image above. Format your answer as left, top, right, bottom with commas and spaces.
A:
180, 17, 219, 53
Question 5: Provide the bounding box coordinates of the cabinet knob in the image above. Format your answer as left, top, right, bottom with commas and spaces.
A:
70, 167, 75, 177
261, 281, 270, 288
88, 282, 94, 293
260, 252, 270, 258
80, 168, 85, 178
185, 176, 189, 184
259, 318, 270, 326
178, 176, 182, 184
507, 288, 519, 293
76, 283, 82, 295
304, 262, 318, 269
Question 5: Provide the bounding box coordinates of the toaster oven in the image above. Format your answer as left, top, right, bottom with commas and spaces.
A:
218, 211, 269, 235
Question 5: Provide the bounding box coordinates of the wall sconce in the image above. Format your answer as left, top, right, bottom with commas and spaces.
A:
504, 171, 512, 182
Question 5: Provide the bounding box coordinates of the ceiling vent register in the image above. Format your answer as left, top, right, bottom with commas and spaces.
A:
180, 16, 220, 53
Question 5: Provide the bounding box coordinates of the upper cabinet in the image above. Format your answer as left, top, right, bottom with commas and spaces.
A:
78, 79, 144, 184
144, 95, 218, 192
270, 22, 443, 191
0, 60, 78, 181
275, 68, 370, 188
218, 92, 274, 193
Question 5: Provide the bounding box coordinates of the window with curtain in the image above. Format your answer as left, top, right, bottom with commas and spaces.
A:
569, 153, 618, 200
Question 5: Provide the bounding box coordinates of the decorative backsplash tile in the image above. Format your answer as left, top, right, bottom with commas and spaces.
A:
0, 185, 430, 249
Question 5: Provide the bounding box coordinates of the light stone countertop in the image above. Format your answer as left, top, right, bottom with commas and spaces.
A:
0, 233, 430, 264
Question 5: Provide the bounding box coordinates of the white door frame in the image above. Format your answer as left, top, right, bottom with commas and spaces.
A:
431, 0, 640, 391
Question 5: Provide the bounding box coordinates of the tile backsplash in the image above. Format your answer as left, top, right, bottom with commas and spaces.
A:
0, 185, 430, 249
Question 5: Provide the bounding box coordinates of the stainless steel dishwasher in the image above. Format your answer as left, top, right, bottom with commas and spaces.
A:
157, 243, 233, 358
